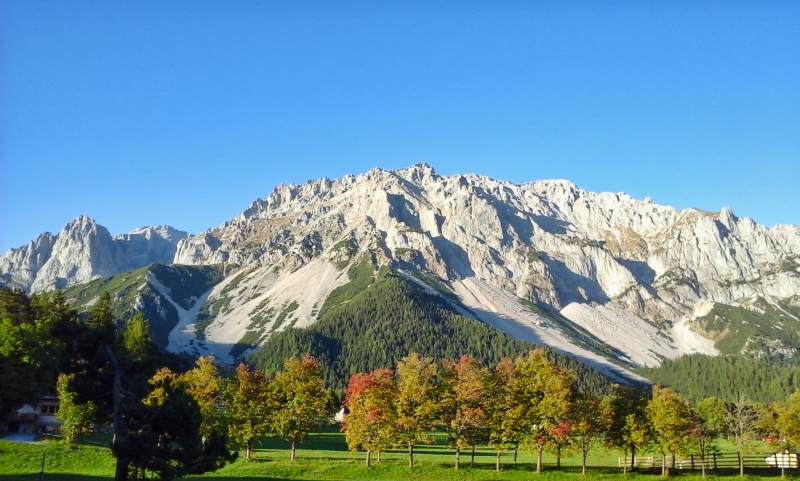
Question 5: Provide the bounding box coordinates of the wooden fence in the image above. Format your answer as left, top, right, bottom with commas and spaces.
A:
619, 452, 797, 471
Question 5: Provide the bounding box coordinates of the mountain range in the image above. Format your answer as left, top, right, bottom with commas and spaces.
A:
3, 163, 799, 382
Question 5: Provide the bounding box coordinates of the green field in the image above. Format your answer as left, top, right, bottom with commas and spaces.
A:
0, 429, 796, 481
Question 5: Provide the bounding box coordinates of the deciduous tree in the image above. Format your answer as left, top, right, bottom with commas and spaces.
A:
647, 386, 694, 477
570, 393, 613, 475
181, 356, 226, 443
56, 373, 96, 446
506, 349, 573, 473
270, 355, 331, 461
439, 356, 490, 469
395, 353, 440, 467
342, 368, 398, 466
726, 394, 762, 477
223, 363, 272, 461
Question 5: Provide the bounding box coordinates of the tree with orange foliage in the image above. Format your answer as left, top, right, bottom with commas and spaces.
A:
223, 363, 272, 461
270, 355, 331, 462
440, 356, 490, 469
342, 368, 398, 466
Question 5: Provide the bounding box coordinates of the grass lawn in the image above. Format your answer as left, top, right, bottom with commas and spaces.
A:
0, 429, 796, 481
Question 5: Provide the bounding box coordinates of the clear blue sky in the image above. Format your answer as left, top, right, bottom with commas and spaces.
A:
2, 1, 798, 252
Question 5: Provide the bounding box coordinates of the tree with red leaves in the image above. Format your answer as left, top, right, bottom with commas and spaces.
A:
342, 368, 398, 466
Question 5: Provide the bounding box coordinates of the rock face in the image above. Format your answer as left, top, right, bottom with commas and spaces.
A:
173, 163, 800, 366
0, 216, 188, 292
5, 164, 800, 372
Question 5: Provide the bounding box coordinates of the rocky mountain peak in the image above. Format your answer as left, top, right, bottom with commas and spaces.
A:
169, 163, 800, 369
0, 216, 188, 292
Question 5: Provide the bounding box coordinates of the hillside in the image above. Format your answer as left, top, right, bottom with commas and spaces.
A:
250, 268, 626, 393
638, 354, 800, 404
63, 263, 223, 350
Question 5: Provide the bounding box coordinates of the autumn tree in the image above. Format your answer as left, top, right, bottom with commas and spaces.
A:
647, 386, 694, 477
695, 397, 728, 476
606, 386, 651, 472
547, 420, 573, 469
342, 369, 398, 466
223, 363, 272, 461
506, 349, 573, 473
726, 394, 762, 477
270, 355, 331, 461
439, 356, 490, 469
56, 373, 96, 446
181, 356, 226, 443
570, 393, 613, 475
395, 353, 440, 467
776, 391, 800, 449
486, 357, 515, 472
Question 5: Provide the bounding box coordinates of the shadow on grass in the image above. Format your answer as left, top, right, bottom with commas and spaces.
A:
2, 468, 793, 481
0, 476, 317, 481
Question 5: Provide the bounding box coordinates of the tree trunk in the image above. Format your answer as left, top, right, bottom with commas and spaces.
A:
290, 439, 296, 462
700, 444, 706, 478
471, 445, 476, 466
631, 445, 636, 471
581, 446, 587, 476
536, 445, 543, 473
622, 448, 627, 474
245, 442, 252, 462
739, 451, 744, 477
365, 449, 371, 467
408, 443, 414, 467
106, 347, 130, 481
377, 450, 381, 462
455, 446, 460, 470
496, 450, 501, 472
557, 445, 562, 468
513, 443, 518, 466
661, 454, 666, 477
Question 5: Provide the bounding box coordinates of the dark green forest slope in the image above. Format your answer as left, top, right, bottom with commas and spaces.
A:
638, 353, 800, 403
251, 271, 624, 395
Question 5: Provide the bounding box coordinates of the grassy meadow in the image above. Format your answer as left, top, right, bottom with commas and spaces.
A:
0, 428, 796, 481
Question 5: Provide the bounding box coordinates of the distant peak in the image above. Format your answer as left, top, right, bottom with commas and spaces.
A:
64, 215, 98, 229
394, 162, 438, 182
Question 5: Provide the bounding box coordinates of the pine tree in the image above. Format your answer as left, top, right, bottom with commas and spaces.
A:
89, 291, 117, 343
123, 313, 151, 362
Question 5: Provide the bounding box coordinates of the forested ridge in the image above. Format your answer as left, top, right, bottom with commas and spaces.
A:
638, 354, 800, 403
250, 273, 621, 395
